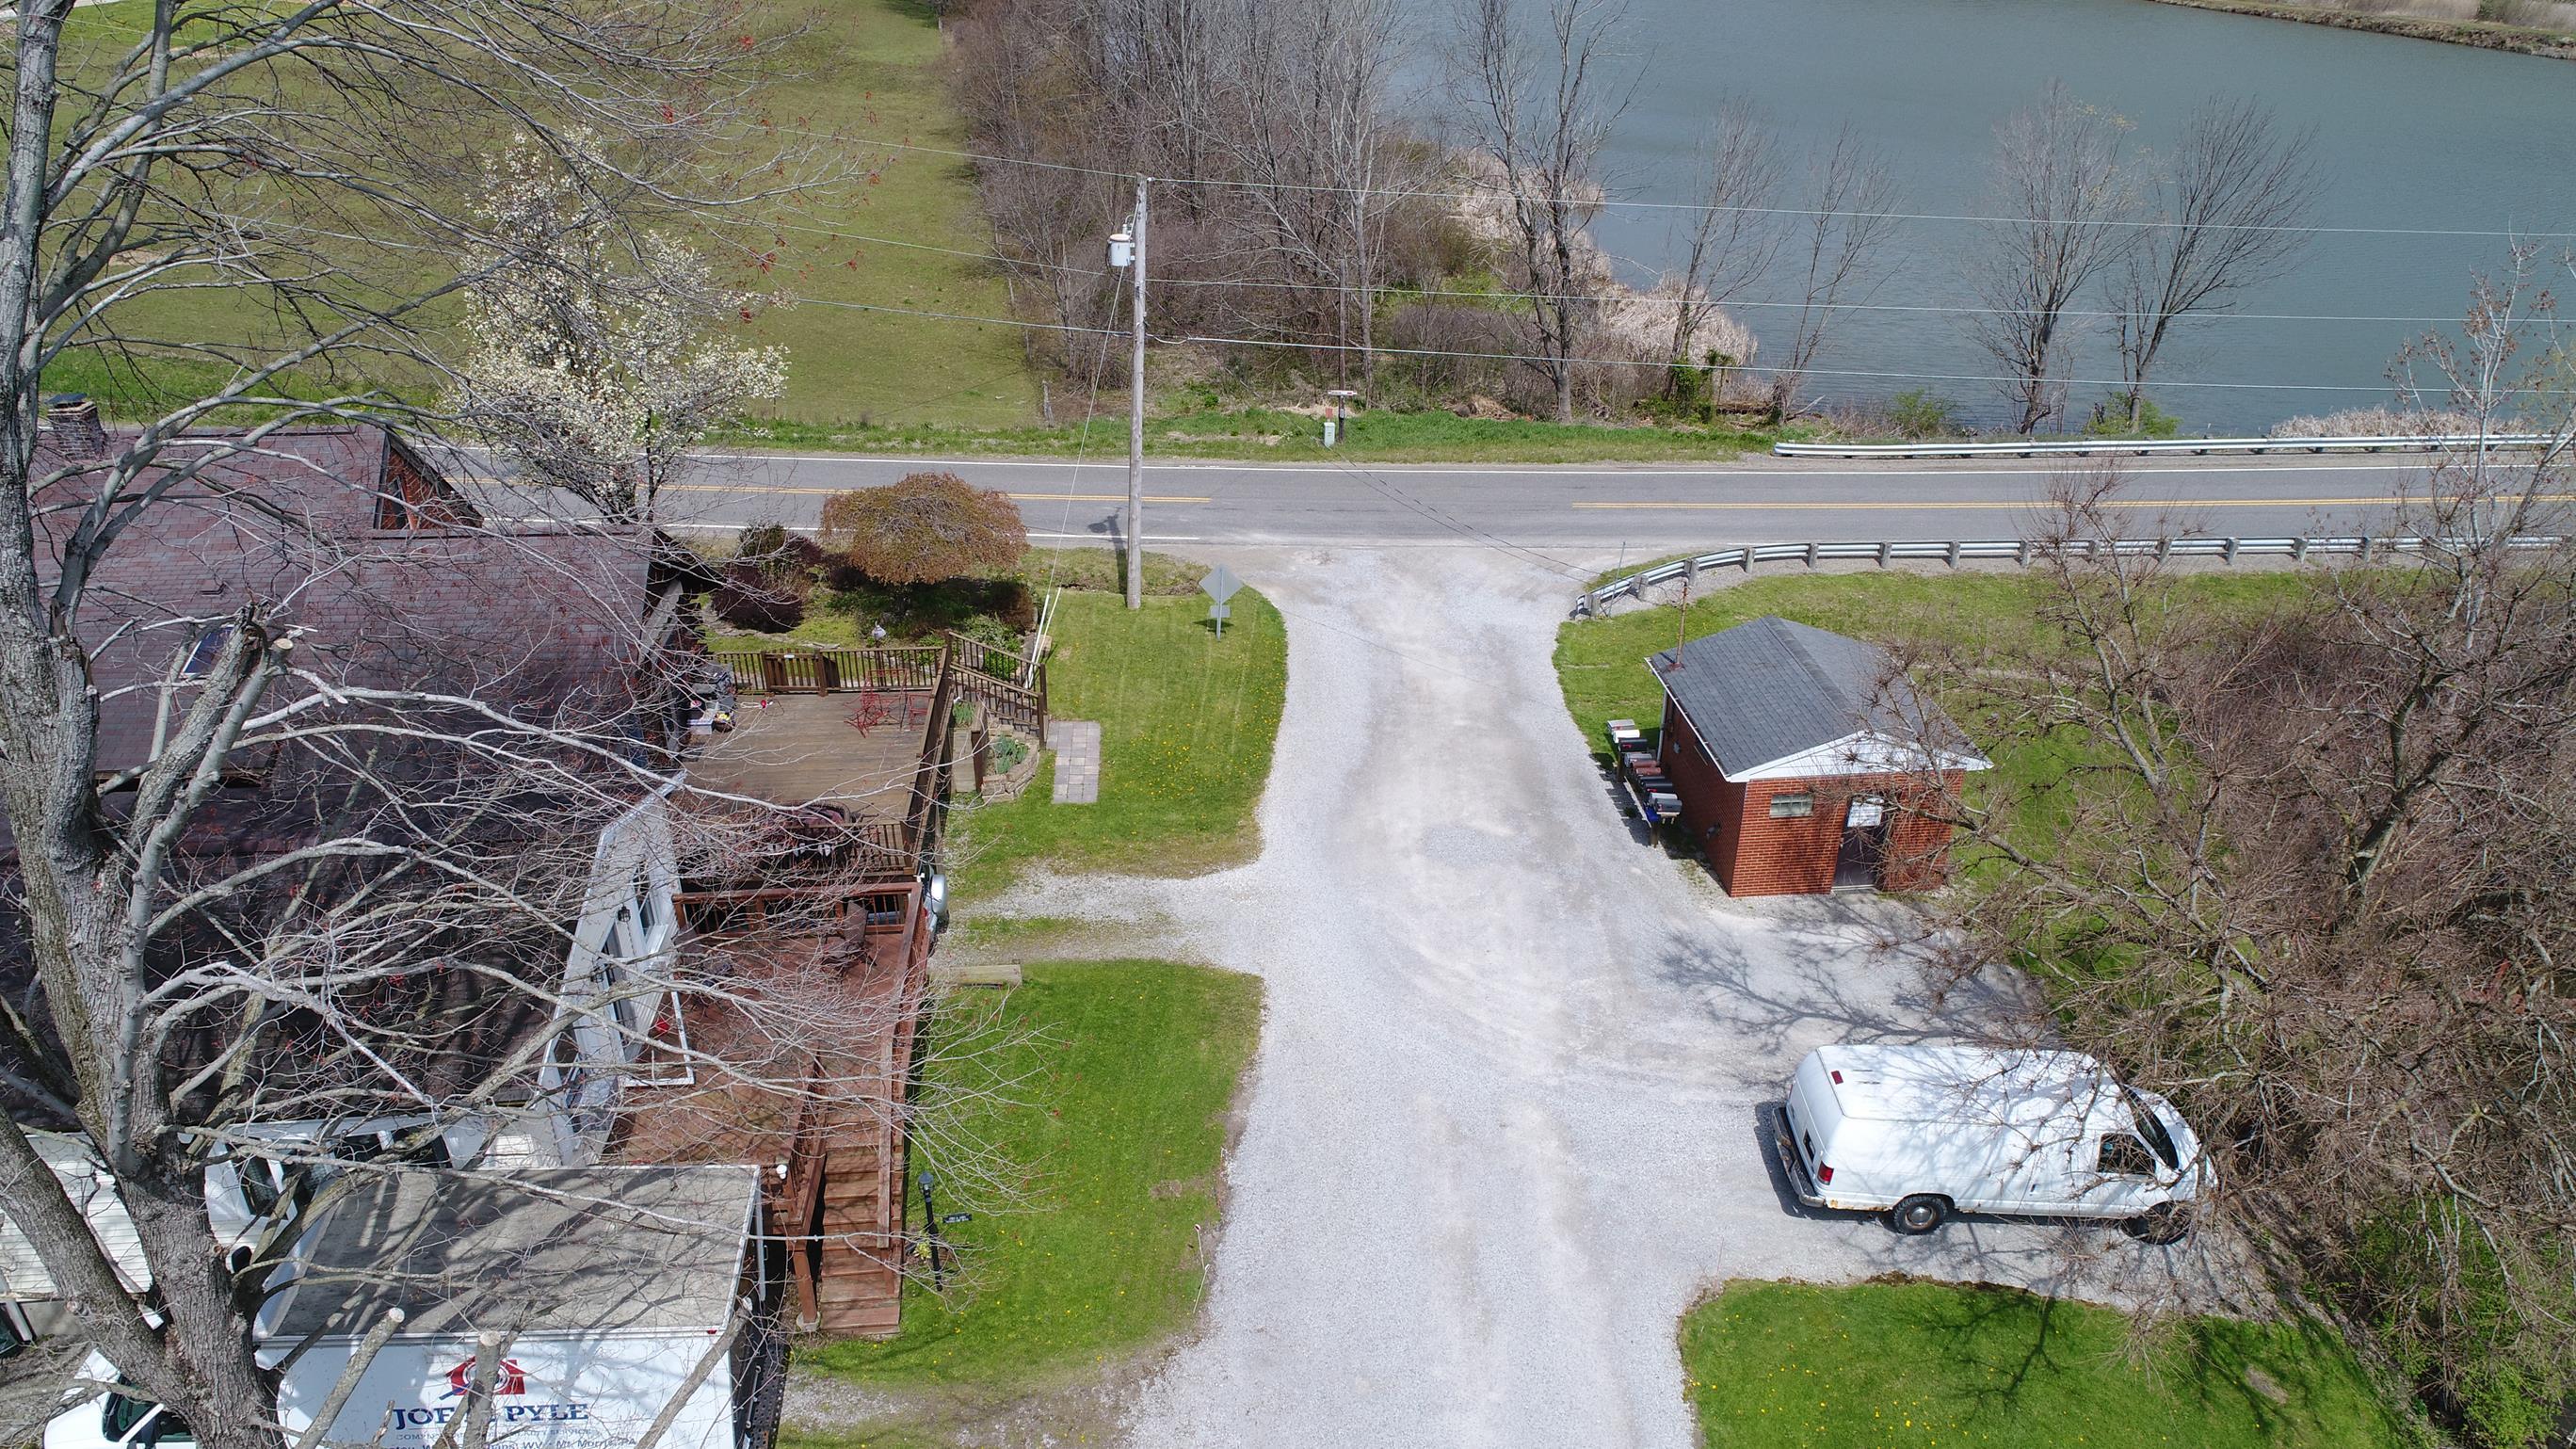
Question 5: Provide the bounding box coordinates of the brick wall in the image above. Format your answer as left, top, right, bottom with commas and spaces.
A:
1657, 693, 1967, 896
1723, 772, 1966, 896
1656, 696, 1732, 857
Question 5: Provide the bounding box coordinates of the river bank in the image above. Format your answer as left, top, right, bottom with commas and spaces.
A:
2136, 0, 2576, 58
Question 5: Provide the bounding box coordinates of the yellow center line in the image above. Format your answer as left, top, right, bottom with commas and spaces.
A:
1570, 494, 2576, 511
652, 482, 1211, 504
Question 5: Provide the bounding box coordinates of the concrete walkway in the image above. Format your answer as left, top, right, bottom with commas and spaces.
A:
995, 545, 2249, 1449
1050, 719, 1101, 804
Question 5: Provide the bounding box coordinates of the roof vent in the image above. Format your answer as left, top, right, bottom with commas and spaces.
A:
41, 394, 108, 459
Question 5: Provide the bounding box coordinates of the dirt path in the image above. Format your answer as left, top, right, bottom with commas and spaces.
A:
991, 545, 2246, 1449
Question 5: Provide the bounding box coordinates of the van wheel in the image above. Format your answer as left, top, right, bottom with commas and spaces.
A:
1888, 1196, 1950, 1235
2132, 1203, 2192, 1246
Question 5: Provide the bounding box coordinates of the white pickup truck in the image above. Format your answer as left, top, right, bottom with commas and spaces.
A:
42, 1166, 782, 1449
1775, 1043, 2209, 1243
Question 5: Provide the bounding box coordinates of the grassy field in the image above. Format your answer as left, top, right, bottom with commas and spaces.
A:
796, 959, 1261, 1398
954, 587, 1289, 898
1682, 1280, 2405, 1449
728, 405, 1779, 462
725, 0, 1037, 428
48, 0, 1037, 430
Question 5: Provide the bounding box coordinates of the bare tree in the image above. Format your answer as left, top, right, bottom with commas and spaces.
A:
2114, 98, 2318, 429
0, 4, 882, 1447
1455, 0, 1632, 423
1201, 0, 1419, 391
1661, 100, 1779, 403
1765, 126, 1902, 423
1963, 83, 2137, 434
1898, 268, 2576, 1444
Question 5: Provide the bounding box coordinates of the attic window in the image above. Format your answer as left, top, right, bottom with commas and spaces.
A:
180, 623, 236, 677
1768, 792, 1814, 819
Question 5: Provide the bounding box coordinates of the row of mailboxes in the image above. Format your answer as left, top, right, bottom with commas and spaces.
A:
1604, 719, 1682, 825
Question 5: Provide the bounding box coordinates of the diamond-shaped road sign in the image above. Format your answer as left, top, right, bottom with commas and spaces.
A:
1199, 565, 1242, 604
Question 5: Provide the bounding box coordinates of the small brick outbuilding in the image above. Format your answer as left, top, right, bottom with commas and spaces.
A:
1649, 617, 1988, 896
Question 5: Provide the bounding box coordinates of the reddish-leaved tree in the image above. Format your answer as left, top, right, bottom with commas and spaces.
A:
824, 473, 1028, 587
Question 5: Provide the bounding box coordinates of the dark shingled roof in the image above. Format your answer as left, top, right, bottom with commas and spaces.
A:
270, 1167, 759, 1341
1649, 616, 1974, 777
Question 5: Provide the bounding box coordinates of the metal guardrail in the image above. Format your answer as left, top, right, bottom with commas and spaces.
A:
1774, 434, 2557, 460
1572, 533, 2573, 618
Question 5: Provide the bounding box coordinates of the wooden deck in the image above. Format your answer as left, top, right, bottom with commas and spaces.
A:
686, 694, 939, 814
612, 919, 927, 1340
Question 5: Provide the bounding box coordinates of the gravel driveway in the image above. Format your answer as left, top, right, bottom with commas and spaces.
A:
997, 544, 2246, 1449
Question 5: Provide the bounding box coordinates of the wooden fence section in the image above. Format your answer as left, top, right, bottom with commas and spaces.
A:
710, 644, 944, 697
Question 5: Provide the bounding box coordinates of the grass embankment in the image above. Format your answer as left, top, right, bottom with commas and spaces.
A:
1682, 1280, 2406, 1449
1554, 571, 2309, 764
47, 0, 1037, 430
956, 586, 1288, 897
725, 405, 1779, 462
791, 960, 1261, 1436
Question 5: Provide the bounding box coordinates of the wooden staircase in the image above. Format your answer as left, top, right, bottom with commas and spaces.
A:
942, 632, 1048, 745
771, 903, 937, 1342
811, 1107, 902, 1338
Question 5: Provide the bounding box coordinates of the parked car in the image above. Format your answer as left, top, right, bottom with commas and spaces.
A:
1774, 1044, 2207, 1243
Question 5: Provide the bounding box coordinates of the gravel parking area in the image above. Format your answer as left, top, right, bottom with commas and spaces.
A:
994, 545, 2249, 1449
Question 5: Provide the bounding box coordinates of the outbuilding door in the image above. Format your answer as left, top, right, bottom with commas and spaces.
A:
1833, 797, 1888, 891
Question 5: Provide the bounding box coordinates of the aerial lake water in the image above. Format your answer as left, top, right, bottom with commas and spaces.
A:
1415, 0, 2575, 430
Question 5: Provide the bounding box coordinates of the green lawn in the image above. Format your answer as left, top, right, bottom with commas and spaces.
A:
1681, 1280, 2405, 1449
728, 405, 1779, 462
49, 0, 1037, 430
799, 959, 1261, 1391
955, 587, 1288, 897
724, 0, 1037, 428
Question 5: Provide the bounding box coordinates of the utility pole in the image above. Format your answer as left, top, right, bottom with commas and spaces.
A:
1123, 176, 1150, 610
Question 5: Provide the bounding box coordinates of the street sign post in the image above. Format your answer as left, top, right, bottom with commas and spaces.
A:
1199, 566, 1242, 636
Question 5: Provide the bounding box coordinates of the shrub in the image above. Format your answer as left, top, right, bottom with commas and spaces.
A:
1888, 389, 1963, 439
737, 520, 788, 561
777, 534, 827, 573
2085, 394, 2183, 438
711, 556, 811, 632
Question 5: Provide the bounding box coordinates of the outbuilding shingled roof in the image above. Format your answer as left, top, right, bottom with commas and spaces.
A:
1649, 616, 1981, 779
266, 1167, 759, 1343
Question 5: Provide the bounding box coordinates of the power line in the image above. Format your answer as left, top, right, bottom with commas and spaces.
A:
781, 292, 2570, 396
744, 212, 2493, 325
785, 128, 2576, 241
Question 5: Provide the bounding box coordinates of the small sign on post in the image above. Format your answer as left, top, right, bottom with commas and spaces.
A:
1199, 565, 1242, 636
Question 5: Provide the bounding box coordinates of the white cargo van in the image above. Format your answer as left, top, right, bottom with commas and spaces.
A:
43, 1166, 784, 1449
1775, 1044, 2207, 1243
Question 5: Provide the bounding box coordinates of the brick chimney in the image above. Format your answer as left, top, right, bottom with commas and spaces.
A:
41, 394, 108, 458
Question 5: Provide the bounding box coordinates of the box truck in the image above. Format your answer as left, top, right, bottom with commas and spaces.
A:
43, 1166, 784, 1449
1775, 1044, 2208, 1243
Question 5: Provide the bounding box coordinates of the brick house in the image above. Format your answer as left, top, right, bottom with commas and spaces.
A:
1649, 616, 1988, 896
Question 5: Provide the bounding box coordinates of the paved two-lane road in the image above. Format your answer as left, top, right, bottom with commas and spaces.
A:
644, 450, 2471, 555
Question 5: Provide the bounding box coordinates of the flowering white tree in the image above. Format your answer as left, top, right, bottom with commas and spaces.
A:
453, 138, 789, 523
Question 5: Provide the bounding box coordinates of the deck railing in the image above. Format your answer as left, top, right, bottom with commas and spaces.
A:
708, 644, 945, 697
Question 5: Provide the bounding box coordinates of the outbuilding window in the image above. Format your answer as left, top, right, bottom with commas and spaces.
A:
1768, 792, 1814, 819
